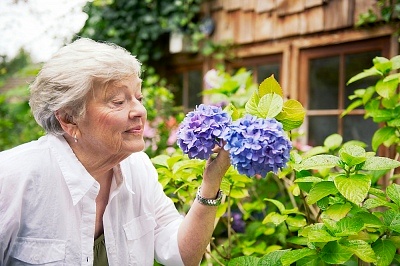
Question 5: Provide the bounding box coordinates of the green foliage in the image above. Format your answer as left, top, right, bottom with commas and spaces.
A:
78, 0, 204, 65
155, 61, 400, 265
344, 55, 400, 152
356, 0, 400, 34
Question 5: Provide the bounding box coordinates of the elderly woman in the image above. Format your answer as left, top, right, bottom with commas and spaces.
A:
0, 38, 230, 265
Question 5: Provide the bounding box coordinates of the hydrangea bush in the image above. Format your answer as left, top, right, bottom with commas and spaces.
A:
177, 74, 303, 178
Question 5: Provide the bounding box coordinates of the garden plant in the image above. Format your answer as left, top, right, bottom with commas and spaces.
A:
153, 56, 400, 266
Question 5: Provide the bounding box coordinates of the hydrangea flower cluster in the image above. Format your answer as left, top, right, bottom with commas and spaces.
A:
221, 114, 292, 177
177, 104, 231, 160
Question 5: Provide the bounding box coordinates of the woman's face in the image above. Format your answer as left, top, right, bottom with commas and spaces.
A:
76, 75, 147, 159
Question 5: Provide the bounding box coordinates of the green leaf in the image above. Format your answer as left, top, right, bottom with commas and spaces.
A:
334, 174, 371, 205
362, 156, 400, 171
294, 176, 323, 183
286, 215, 307, 228
363, 197, 396, 209
324, 134, 343, 150
263, 212, 288, 226
258, 75, 283, 97
390, 55, 400, 70
338, 144, 366, 167
376, 78, 399, 98
295, 155, 340, 171
257, 250, 290, 266
245, 92, 262, 117
265, 198, 286, 213
306, 181, 338, 205
258, 93, 283, 118
151, 154, 170, 168
371, 127, 397, 151
347, 66, 382, 84
383, 72, 400, 82
332, 216, 364, 236
342, 99, 363, 116
372, 239, 396, 266
296, 255, 322, 266
324, 202, 352, 221
341, 240, 377, 263
320, 241, 353, 264
387, 183, 400, 206
280, 248, 316, 266
275, 99, 305, 131
228, 256, 260, 266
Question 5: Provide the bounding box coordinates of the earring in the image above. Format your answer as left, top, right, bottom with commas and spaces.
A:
74, 134, 78, 143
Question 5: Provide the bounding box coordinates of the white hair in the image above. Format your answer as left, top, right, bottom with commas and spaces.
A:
29, 38, 142, 135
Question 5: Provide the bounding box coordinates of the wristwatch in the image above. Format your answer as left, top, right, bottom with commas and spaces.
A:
196, 187, 223, 206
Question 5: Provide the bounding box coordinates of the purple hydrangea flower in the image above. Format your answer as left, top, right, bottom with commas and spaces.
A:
222, 114, 292, 177
177, 104, 231, 159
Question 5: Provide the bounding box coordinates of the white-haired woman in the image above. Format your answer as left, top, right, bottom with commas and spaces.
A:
0, 38, 230, 266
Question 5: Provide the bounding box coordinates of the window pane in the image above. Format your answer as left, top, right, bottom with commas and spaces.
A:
343, 116, 378, 151
344, 51, 381, 108
188, 70, 202, 109
167, 73, 184, 107
308, 116, 337, 146
257, 63, 280, 84
309, 56, 339, 110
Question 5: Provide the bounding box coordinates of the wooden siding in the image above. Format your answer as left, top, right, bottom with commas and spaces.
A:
209, 0, 379, 44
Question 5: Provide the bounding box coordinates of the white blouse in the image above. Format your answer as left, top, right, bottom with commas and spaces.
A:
0, 134, 184, 265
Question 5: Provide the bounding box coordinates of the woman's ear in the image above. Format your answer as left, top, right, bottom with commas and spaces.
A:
55, 109, 78, 138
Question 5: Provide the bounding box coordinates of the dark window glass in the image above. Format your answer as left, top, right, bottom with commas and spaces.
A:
257, 63, 280, 84
309, 56, 339, 110
344, 51, 381, 108
188, 70, 202, 109
308, 116, 338, 147
342, 116, 378, 150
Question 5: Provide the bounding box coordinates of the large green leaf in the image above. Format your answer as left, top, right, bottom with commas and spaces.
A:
330, 217, 364, 236
375, 78, 399, 98
324, 202, 352, 221
228, 256, 260, 266
320, 241, 353, 264
390, 54, 400, 70
371, 127, 397, 151
324, 134, 343, 150
265, 198, 286, 213
275, 99, 305, 131
296, 255, 322, 266
347, 66, 382, 84
263, 212, 288, 226
362, 156, 400, 170
295, 155, 340, 171
257, 250, 289, 266
258, 93, 283, 118
306, 181, 338, 205
386, 183, 400, 206
280, 248, 316, 266
299, 224, 339, 242
341, 240, 377, 263
334, 174, 371, 205
258, 75, 283, 97
363, 197, 397, 209
372, 239, 396, 266
338, 144, 366, 167
245, 92, 262, 117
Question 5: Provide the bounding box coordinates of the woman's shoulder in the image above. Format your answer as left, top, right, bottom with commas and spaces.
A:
0, 136, 52, 179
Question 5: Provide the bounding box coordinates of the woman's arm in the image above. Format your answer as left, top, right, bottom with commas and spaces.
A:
177, 148, 231, 266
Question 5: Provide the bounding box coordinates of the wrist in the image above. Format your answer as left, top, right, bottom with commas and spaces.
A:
196, 186, 223, 207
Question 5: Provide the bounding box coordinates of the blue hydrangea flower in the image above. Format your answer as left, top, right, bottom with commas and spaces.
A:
222, 114, 292, 177
177, 104, 231, 159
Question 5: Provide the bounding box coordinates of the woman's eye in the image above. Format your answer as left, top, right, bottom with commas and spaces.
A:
113, 100, 125, 105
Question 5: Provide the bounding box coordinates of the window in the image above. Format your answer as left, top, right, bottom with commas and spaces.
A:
167, 67, 203, 112
299, 37, 391, 148
229, 54, 282, 84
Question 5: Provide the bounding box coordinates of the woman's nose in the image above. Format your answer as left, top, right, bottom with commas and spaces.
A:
128, 101, 147, 119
